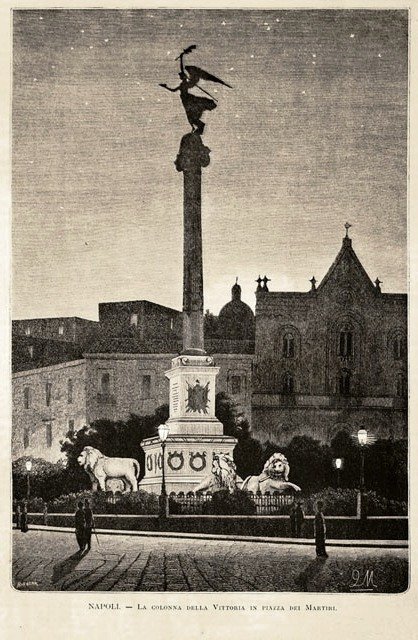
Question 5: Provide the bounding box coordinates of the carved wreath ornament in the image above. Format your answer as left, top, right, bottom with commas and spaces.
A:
189, 451, 207, 472
167, 451, 184, 471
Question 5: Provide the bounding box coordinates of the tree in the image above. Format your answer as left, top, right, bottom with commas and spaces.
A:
284, 435, 333, 492
12, 456, 68, 502
60, 405, 169, 491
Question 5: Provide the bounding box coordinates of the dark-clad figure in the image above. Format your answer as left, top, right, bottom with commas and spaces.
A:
20, 503, 28, 533
74, 501, 85, 551
84, 499, 94, 551
15, 502, 21, 529
314, 501, 328, 558
295, 501, 305, 538
289, 504, 297, 537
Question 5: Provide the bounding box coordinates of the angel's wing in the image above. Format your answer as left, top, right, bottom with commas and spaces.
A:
185, 65, 232, 88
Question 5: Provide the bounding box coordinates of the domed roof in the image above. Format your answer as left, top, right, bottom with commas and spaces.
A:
218, 280, 255, 341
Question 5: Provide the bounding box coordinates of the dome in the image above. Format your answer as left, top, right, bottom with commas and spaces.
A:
218, 281, 255, 341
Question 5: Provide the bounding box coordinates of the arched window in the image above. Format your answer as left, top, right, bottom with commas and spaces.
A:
101, 372, 111, 395
24, 387, 30, 410
130, 313, 138, 327
283, 333, 295, 358
23, 426, 29, 449
339, 369, 351, 396
67, 378, 73, 404
58, 324, 64, 336
282, 372, 294, 394
339, 329, 353, 357
393, 335, 404, 360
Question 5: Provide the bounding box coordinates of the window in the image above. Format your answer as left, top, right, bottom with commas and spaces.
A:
283, 333, 295, 359
396, 373, 406, 397
282, 372, 294, 394
24, 387, 30, 409
339, 369, 351, 396
100, 372, 111, 395
46, 422, 52, 447
393, 336, 404, 360
45, 381, 52, 406
130, 313, 138, 327
67, 378, 73, 404
170, 318, 174, 331
231, 375, 242, 395
23, 426, 29, 449
25, 326, 31, 336
68, 419, 75, 435
28, 345, 34, 359
58, 324, 64, 335
142, 375, 151, 399
339, 330, 353, 357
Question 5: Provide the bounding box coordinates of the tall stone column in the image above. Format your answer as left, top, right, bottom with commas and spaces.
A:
175, 132, 211, 355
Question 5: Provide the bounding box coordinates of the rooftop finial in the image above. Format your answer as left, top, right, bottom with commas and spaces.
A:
344, 222, 352, 238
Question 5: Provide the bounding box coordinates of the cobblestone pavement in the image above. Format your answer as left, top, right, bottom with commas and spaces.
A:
12, 530, 408, 593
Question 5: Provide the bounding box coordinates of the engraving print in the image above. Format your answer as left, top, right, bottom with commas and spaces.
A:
12, 9, 408, 593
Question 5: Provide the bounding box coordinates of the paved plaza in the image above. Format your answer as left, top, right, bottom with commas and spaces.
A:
12, 529, 408, 593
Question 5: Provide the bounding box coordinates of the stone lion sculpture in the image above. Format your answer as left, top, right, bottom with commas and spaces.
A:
77, 446, 141, 493
194, 453, 242, 494
241, 452, 301, 494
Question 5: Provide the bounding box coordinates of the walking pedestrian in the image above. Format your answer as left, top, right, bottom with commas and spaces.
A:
75, 501, 85, 552
43, 502, 48, 526
295, 501, 305, 538
289, 503, 297, 537
314, 501, 328, 558
83, 499, 94, 551
14, 502, 21, 529
20, 503, 29, 533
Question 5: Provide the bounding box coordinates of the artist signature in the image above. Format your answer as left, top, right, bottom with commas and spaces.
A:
15, 580, 39, 589
349, 569, 377, 592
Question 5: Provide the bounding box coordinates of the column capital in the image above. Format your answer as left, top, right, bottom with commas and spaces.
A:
175, 132, 211, 172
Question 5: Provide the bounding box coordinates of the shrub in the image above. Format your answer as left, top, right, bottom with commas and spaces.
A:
203, 490, 257, 515
42, 490, 159, 515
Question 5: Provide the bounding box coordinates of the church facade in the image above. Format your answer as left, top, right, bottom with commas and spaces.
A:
252, 233, 407, 444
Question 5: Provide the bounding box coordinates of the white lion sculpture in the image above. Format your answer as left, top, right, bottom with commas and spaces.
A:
241, 452, 301, 494
194, 453, 242, 494
77, 446, 141, 493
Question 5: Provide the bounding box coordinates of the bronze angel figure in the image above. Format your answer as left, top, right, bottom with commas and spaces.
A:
159, 45, 232, 134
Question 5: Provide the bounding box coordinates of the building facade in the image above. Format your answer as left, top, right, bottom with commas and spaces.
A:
11, 233, 407, 462
252, 234, 407, 444
12, 359, 86, 462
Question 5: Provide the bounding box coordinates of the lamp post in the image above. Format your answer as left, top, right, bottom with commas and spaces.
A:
334, 457, 343, 487
25, 459, 32, 501
158, 424, 170, 519
357, 428, 368, 520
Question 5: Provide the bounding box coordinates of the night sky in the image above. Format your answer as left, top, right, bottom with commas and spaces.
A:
12, 9, 408, 320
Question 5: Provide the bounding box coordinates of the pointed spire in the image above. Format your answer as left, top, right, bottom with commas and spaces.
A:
262, 275, 271, 292
232, 277, 241, 300
374, 278, 382, 293
255, 275, 263, 293
344, 222, 352, 238
310, 276, 317, 291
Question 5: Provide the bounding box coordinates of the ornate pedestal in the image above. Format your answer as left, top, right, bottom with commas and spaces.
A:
139, 355, 237, 494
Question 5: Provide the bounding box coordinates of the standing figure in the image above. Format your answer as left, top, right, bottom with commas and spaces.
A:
160, 45, 231, 135
20, 503, 28, 533
43, 502, 48, 526
74, 501, 85, 552
314, 501, 328, 558
295, 501, 305, 538
289, 504, 297, 537
14, 502, 21, 530
83, 499, 94, 551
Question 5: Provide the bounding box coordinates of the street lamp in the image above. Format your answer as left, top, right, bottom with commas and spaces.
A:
25, 459, 32, 501
158, 424, 170, 518
333, 457, 343, 487
357, 428, 368, 520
